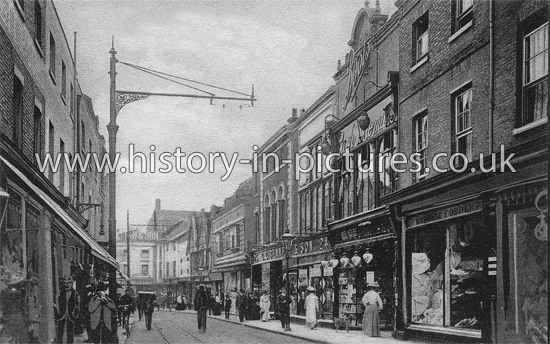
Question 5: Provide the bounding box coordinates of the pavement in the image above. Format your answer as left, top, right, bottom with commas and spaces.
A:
73, 309, 403, 344
182, 309, 398, 344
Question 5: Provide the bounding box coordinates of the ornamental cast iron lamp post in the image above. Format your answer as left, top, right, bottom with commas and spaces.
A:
281, 229, 295, 332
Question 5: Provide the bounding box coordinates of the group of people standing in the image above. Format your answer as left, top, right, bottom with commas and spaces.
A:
191, 282, 384, 337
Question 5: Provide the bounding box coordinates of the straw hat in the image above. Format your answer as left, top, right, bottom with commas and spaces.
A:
307, 286, 316, 292
367, 282, 380, 288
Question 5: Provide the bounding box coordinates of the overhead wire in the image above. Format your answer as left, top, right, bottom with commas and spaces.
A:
119, 61, 251, 97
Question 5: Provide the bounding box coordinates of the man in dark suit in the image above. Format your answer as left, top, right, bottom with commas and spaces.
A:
54, 275, 80, 344
194, 285, 209, 332
236, 289, 247, 322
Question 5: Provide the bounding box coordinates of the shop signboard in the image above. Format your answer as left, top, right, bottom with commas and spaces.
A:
329, 218, 393, 246
344, 40, 372, 111
408, 200, 484, 229
324, 266, 333, 277
338, 96, 396, 152
253, 235, 331, 264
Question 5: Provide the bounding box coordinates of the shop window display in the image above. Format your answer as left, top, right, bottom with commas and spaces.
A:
410, 228, 446, 325
408, 218, 495, 331
338, 269, 365, 326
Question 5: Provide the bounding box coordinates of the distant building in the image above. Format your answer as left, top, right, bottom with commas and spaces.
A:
210, 178, 256, 296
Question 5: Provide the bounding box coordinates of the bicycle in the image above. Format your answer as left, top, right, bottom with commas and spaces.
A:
119, 305, 131, 338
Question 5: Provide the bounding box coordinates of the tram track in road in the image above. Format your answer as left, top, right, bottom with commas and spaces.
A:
154, 317, 208, 344
156, 312, 312, 344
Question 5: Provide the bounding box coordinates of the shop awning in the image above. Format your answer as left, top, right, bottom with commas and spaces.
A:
118, 269, 130, 281
1, 157, 119, 269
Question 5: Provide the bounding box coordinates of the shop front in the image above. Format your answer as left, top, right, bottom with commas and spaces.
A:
251, 234, 333, 319
327, 208, 397, 330
399, 198, 496, 342
0, 155, 118, 343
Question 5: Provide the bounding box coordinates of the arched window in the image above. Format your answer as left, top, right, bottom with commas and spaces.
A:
278, 186, 285, 237
271, 190, 277, 243
264, 194, 270, 244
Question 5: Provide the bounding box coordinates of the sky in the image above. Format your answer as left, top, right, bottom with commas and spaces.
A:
54, 0, 397, 231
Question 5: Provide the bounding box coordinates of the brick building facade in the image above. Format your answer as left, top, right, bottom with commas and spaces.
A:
0, 1, 117, 343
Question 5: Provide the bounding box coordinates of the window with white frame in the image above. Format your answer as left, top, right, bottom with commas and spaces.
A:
414, 113, 429, 179
413, 12, 429, 64
141, 265, 149, 276
454, 0, 473, 32
141, 249, 150, 259
454, 87, 472, 160
521, 22, 548, 127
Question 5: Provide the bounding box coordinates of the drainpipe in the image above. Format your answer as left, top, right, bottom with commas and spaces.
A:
488, 0, 494, 153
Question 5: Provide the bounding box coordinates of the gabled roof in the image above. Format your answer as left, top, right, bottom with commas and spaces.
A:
146, 210, 195, 233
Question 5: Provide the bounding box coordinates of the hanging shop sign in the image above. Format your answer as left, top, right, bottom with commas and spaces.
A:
338, 96, 396, 152
252, 235, 331, 264
344, 41, 372, 111
408, 200, 484, 229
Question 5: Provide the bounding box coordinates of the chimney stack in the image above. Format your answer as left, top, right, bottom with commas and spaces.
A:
288, 108, 298, 124
155, 199, 161, 212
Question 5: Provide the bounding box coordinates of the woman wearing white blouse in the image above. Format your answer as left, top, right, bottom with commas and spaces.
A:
361, 282, 383, 336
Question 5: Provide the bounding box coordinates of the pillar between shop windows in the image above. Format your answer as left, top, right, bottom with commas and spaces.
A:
39, 209, 55, 342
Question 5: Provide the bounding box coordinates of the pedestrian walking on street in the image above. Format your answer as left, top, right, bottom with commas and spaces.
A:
224, 294, 232, 319
236, 289, 247, 322
277, 289, 291, 330
194, 285, 209, 332
260, 291, 270, 322
88, 282, 116, 344
136, 297, 143, 321
83, 284, 95, 343
361, 282, 383, 337
144, 296, 155, 331
305, 286, 320, 329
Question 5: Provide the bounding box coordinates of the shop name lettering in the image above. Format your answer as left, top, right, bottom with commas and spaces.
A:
338, 101, 396, 152
344, 41, 371, 111
338, 224, 392, 243
254, 237, 330, 263
410, 200, 483, 227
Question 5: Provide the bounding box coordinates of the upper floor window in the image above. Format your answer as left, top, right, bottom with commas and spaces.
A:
34, 1, 43, 48
59, 139, 65, 194
414, 113, 429, 180
48, 121, 54, 180
521, 22, 548, 127
378, 130, 397, 197
12, 75, 24, 148
453, 87, 472, 160
49, 33, 55, 78
454, 0, 473, 32
413, 12, 429, 64
33, 106, 42, 157
356, 144, 375, 213
140, 249, 150, 259
61, 60, 67, 101
141, 265, 149, 276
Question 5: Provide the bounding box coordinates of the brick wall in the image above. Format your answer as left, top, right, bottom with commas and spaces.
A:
396, 0, 491, 189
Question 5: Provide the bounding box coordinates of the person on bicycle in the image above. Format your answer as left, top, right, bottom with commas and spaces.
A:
144, 296, 155, 330
118, 289, 133, 333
